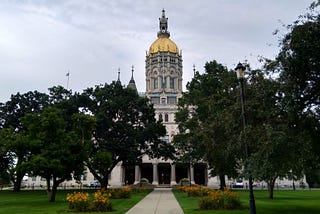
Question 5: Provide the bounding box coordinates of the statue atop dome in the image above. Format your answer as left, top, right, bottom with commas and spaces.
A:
157, 9, 170, 38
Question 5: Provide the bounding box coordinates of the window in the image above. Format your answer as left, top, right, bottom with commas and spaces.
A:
170, 77, 174, 89
162, 76, 167, 88
154, 78, 158, 89
151, 97, 160, 104
167, 96, 176, 104
161, 98, 166, 104
159, 114, 163, 121
165, 114, 169, 122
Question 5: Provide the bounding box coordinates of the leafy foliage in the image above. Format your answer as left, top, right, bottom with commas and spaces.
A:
0, 91, 49, 191
264, 1, 320, 188
79, 82, 173, 188
174, 60, 241, 189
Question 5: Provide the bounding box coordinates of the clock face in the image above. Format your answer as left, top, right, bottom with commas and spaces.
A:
162, 29, 165, 33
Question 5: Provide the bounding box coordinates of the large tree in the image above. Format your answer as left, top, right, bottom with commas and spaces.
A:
23, 107, 92, 202
265, 1, 320, 187
174, 60, 242, 189
243, 69, 306, 199
0, 91, 49, 191
79, 82, 174, 188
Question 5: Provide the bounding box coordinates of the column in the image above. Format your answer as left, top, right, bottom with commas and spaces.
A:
152, 163, 159, 185
121, 166, 125, 186
204, 165, 209, 186
134, 165, 140, 185
190, 165, 195, 185
170, 164, 177, 185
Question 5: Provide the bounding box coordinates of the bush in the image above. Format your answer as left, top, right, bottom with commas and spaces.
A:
180, 178, 190, 186
199, 196, 221, 210
179, 185, 210, 197
66, 190, 112, 212
108, 186, 132, 199
198, 188, 241, 210
93, 190, 112, 212
131, 187, 148, 193
139, 178, 149, 186
66, 192, 90, 212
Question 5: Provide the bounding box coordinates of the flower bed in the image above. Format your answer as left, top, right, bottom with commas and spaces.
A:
179, 186, 241, 210
66, 187, 133, 212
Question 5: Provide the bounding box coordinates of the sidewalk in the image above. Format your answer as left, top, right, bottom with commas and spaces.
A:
125, 188, 184, 214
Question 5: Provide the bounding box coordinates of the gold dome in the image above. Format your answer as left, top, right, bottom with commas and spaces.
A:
148, 36, 179, 55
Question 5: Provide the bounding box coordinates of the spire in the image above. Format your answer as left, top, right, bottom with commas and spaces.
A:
127, 65, 137, 92
157, 9, 170, 38
193, 64, 196, 77
117, 68, 121, 83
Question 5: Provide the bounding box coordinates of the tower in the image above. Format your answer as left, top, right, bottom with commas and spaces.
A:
145, 9, 183, 105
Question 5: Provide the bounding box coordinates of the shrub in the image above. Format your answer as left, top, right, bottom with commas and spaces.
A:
223, 188, 241, 209
131, 187, 148, 193
66, 190, 113, 212
108, 186, 132, 199
66, 192, 90, 212
179, 185, 210, 197
180, 178, 190, 186
198, 188, 241, 210
93, 190, 112, 212
139, 178, 149, 186
199, 196, 220, 210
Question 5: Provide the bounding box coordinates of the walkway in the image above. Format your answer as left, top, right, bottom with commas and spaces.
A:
126, 188, 184, 214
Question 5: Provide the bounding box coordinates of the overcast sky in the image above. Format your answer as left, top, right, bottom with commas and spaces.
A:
0, 0, 314, 102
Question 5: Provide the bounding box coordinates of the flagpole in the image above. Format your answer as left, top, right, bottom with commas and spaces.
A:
66, 71, 70, 90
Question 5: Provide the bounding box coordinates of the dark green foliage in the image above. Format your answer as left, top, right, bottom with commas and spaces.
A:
79, 81, 173, 188
174, 60, 241, 189
23, 107, 90, 202
264, 1, 320, 189
0, 91, 49, 191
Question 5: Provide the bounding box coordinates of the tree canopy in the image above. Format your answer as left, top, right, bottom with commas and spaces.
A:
174, 60, 242, 189
265, 1, 320, 188
79, 82, 174, 188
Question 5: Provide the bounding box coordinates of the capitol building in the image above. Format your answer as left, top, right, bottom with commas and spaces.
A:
27, 10, 302, 189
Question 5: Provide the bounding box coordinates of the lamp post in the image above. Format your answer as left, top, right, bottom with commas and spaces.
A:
235, 63, 256, 214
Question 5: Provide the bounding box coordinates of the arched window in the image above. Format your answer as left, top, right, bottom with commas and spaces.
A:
154, 78, 158, 89
165, 113, 169, 122
159, 114, 163, 121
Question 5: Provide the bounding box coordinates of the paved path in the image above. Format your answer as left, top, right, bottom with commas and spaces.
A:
126, 188, 184, 214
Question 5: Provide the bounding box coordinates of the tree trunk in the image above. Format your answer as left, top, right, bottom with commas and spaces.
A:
13, 176, 22, 192
219, 174, 226, 190
101, 176, 109, 189
13, 172, 24, 192
47, 179, 60, 202
292, 180, 296, 190
267, 177, 277, 199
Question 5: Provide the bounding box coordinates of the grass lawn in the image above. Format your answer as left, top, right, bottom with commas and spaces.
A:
173, 189, 320, 214
0, 189, 151, 214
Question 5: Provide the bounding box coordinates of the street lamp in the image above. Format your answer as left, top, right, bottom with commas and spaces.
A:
235, 62, 256, 214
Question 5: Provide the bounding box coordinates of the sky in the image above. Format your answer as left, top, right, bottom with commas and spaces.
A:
0, 0, 315, 102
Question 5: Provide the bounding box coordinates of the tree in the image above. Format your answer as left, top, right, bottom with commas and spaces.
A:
0, 91, 49, 191
0, 130, 11, 188
265, 1, 320, 188
23, 107, 92, 202
174, 60, 242, 189
242, 69, 299, 199
79, 81, 173, 188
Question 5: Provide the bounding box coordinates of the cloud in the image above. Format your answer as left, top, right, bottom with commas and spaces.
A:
0, 0, 314, 102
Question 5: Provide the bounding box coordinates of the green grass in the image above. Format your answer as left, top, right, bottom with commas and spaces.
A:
0, 189, 151, 214
173, 189, 320, 214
